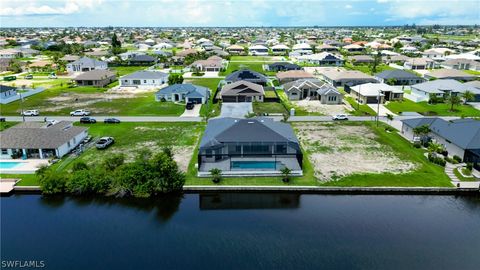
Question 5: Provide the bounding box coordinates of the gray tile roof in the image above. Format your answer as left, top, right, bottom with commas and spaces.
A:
155, 83, 209, 99
122, 70, 168, 80
0, 121, 88, 149
225, 69, 268, 84
401, 118, 480, 149
375, 69, 422, 80
75, 70, 116, 80
71, 56, 106, 67
200, 117, 300, 149
412, 79, 480, 94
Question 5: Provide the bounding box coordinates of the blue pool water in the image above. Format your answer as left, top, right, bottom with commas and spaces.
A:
231, 161, 278, 169
0, 162, 22, 169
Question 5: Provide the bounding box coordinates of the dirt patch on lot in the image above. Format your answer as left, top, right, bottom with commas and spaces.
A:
294, 123, 416, 181
292, 100, 347, 115
43, 92, 141, 113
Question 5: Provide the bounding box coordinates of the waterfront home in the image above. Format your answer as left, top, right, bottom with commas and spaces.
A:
401, 118, 480, 166
424, 69, 477, 81
155, 83, 210, 104
74, 70, 116, 87
197, 117, 303, 176
0, 121, 88, 159
283, 79, 342, 103
120, 71, 168, 88
296, 52, 344, 66
265, 62, 302, 72
276, 70, 315, 84
375, 69, 425, 85
422, 48, 455, 61
249, 45, 269, 56
317, 44, 339, 52
225, 69, 269, 86
220, 80, 264, 102
66, 57, 107, 73
410, 79, 480, 102
127, 55, 157, 66
292, 43, 312, 55
350, 83, 403, 104
321, 70, 378, 87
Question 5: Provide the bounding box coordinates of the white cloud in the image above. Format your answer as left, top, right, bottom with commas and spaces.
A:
0, 0, 103, 16
384, 0, 479, 21
345, 4, 353, 9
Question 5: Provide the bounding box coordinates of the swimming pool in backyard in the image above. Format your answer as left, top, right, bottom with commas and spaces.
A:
0, 162, 22, 170
231, 161, 280, 170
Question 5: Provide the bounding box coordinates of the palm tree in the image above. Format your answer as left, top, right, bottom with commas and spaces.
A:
462, 90, 475, 105
413, 124, 431, 145
427, 142, 443, 154
209, 168, 222, 183
280, 167, 292, 183
446, 94, 461, 111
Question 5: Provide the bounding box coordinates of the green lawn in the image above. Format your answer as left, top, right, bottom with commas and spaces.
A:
0, 174, 40, 186
220, 62, 267, 76
0, 84, 185, 116
345, 63, 393, 75
453, 168, 477, 182
110, 66, 148, 76
0, 122, 18, 131
385, 99, 480, 117
344, 96, 377, 116
253, 101, 287, 115
185, 78, 223, 118
319, 122, 452, 187
464, 70, 480, 76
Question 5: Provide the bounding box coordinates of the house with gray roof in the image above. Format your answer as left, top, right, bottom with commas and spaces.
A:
282, 79, 342, 104
155, 83, 210, 104
410, 79, 480, 102
0, 121, 88, 159
225, 69, 269, 86
74, 70, 116, 87
265, 62, 302, 72
350, 83, 403, 104
66, 57, 107, 73
375, 69, 425, 85
401, 118, 480, 166
424, 69, 477, 81
120, 70, 168, 88
197, 117, 303, 176
220, 80, 264, 102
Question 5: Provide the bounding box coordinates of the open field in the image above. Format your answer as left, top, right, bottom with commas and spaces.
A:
110, 66, 149, 76
386, 99, 480, 116
276, 90, 323, 116
293, 122, 452, 187
292, 100, 346, 116
253, 101, 287, 115
0, 85, 185, 116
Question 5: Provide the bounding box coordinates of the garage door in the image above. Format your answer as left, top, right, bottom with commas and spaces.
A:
189, 98, 203, 104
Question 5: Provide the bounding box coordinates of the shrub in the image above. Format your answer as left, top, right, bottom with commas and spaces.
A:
413, 142, 421, 148
39, 171, 67, 195
72, 161, 89, 172
453, 155, 462, 163
466, 163, 473, 171
209, 168, 222, 183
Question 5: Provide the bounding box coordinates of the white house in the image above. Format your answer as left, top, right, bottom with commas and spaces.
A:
66, 57, 108, 73
120, 70, 168, 88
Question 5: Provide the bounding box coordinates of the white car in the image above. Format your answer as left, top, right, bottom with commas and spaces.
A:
21, 110, 39, 116
70, 109, 91, 116
332, 114, 349, 121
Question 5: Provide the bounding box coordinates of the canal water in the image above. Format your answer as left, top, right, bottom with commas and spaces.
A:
1, 193, 479, 270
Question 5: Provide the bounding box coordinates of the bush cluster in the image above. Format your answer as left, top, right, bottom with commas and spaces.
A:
37, 148, 185, 197
428, 153, 446, 167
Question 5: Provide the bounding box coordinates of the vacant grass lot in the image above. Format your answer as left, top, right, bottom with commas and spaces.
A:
220, 62, 268, 76
253, 101, 287, 115
386, 99, 480, 116
110, 66, 148, 76
276, 90, 320, 116
0, 84, 185, 116
345, 63, 393, 75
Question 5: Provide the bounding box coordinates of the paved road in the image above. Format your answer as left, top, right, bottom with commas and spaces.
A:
1, 116, 203, 122
1, 115, 463, 123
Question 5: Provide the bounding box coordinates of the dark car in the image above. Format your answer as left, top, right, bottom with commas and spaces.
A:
79, 117, 97, 124
104, 118, 121, 124
186, 102, 195, 110
96, 137, 114, 149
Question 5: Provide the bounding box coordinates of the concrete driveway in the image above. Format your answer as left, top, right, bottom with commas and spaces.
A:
367, 104, 396, 116
180, 104, 201, 117
220, 103, 253, 118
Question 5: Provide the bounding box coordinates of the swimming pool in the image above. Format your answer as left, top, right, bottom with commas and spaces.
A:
0, 162, 22, 170
231, 161, 279, 170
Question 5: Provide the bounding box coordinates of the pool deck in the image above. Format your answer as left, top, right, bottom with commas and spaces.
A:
0, 159, 49, 174
0, 178, 19, 194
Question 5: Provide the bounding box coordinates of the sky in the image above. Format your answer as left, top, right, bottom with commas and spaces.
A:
0, 0, 479, 27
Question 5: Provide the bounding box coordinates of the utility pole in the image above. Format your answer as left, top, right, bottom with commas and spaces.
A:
19, 92, 25, 122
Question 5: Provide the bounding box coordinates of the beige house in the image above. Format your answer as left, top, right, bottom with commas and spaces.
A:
220, 80, 264, 102
283, 79, 342, 104
74, 70, 116, 87
276, 70, 315, 84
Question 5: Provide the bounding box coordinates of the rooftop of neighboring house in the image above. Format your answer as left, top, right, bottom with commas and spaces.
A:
0, 121, 88, 149
321, 69, 376, 81
411, 79, 479, 94
129, 54, 156, 62
401, 118, 480, 149
121, 70, 168, 80
220, 80, 264, 96
75, 69, 116, 80
225, 69, 268, 83
425, 69, 477, 79
155, 83, 209, 98
276, 70, 315, 80
375, 69, 423, 79
297, 52, 343, 61
350, 82, 402, 96
199, 117, 300, 150
0, 85, 17, 93
69, 56, 106, 67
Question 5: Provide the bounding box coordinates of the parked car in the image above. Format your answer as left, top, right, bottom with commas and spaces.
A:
104, 118, 121, 124
21, 110, 39, 116
0, 117, 5, 122
186, 102, 195, 110
70, 109, 91, 116
79, 117, 96, 124
96, 137, 114, 149
332, 114, 348, 121
24, 74, 33, 79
